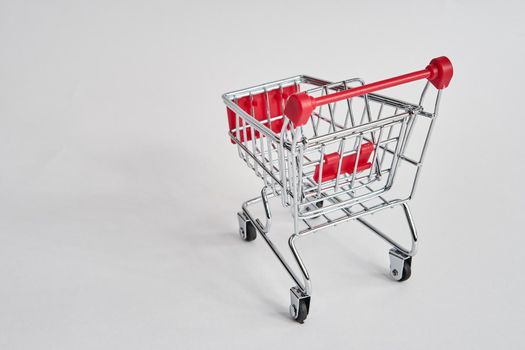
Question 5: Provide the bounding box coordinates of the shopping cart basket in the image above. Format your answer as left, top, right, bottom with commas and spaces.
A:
222, 57, 453, 323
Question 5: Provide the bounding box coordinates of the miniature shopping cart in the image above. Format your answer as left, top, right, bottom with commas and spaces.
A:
222, 57, 453, 323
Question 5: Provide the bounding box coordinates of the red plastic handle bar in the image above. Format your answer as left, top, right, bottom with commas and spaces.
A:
284, 56, 453, 127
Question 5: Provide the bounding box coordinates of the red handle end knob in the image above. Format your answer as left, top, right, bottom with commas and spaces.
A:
284, 93, 316, 127
426, 56, 453, 89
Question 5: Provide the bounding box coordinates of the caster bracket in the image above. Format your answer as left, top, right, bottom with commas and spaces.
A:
237, 211, 256, 241
389, 248, 412, 281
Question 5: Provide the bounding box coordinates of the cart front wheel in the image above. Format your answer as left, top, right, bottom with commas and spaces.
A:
398, 260, 412, 281
289, 300, 308, 324
389, 248, 412, 281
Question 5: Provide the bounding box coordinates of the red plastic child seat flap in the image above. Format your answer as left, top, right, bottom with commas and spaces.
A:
227, 85, 298, 143
313, 142, 374, 183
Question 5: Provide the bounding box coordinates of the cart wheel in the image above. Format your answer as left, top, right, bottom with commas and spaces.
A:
237, 212, 257, 242
307, 200, 324, 219
289, 300, 308, 324
242, 221, 257, 242
389, 248, 412, 282
289, 286, 310, 323
398, 260, 411, 282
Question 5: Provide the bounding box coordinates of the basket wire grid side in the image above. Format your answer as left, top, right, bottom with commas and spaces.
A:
281, 80, 416, 219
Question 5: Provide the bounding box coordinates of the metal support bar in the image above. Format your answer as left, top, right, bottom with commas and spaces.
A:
356, 202, 418, 256
241, 189, 312, 295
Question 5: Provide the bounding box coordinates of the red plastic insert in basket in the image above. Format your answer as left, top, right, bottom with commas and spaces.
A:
313, 142, 374, 183
227, 85, 298, 143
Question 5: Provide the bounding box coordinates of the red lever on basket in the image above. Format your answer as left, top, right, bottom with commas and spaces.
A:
284, 56, 453, 127
314, 142, 374, 183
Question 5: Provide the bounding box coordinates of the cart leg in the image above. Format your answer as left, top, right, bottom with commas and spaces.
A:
356, 202, 418, 281
237, 187, 312, 323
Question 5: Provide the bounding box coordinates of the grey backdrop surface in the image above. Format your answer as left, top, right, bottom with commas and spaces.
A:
1, 0, 524, 349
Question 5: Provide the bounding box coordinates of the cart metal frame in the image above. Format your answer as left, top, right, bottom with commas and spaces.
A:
222, 57, 453, 323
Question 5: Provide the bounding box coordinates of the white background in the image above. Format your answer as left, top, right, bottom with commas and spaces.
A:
1, 1, 524, 349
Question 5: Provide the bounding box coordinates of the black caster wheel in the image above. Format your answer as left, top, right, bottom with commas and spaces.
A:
289, 286, 310, 323
396, 258, 411, 281
289, 299, 309, 324
389, 248, 412, 282
307, 201, 324, 219
237, 212, 257, 242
